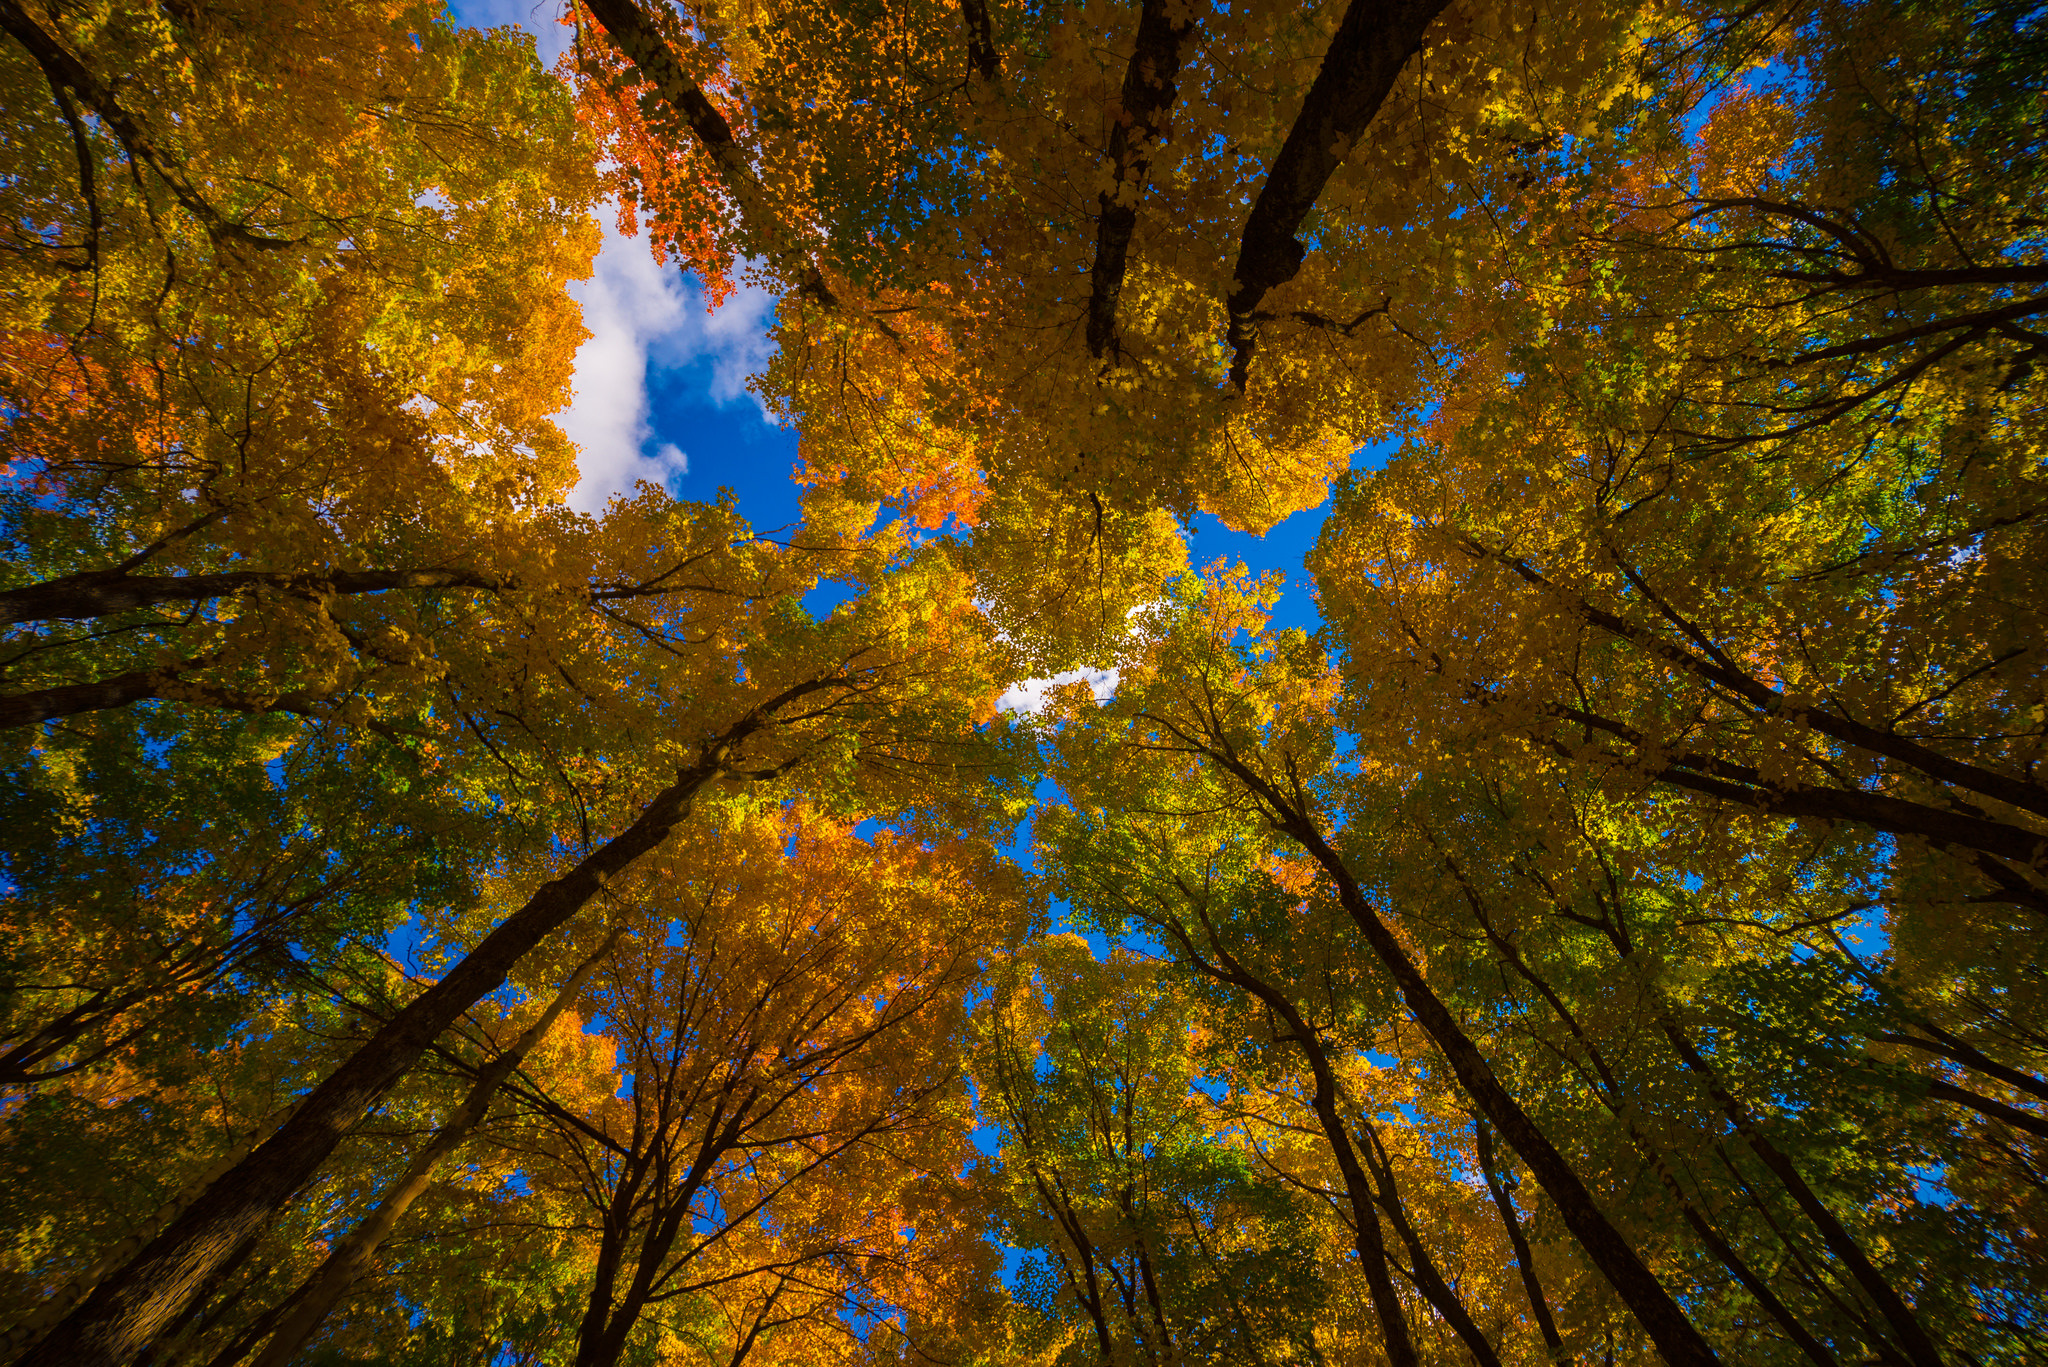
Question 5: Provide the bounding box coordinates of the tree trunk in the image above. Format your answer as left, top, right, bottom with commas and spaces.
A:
246, 931, 622, 1367
15, 736, 746, 1367
1084, 0, 1197, 360
0, 1103, 298, 1363
0, 568, 499, 626
1356, 1118, 1501, 1367
1166, 919, 1419, 1367
1187, 739, 1722, 1366
1658, 1022, 1945, 1367
1475, 1116, 1570, 1364
1224, 0, 1452, 387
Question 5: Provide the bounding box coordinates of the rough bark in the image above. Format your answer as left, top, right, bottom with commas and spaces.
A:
961, 0, 999, 79
16, 680, 840, 1367
1224, 0, 1452, 388
1084, 0, 1197, 360
0, 1104, 297, 1363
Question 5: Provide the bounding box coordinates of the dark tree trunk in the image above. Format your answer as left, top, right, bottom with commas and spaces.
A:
1165, 922, 1419, 1367
960, 0, 999, 79
246, 935, 620, 1367
1659, 1022, 1945, 1367
12, 676, 837, 1367
1, 668, 180, 729
1179, 736, 1723, 1366
1084, 0, 1197, 360
1356, 1118, 1501, 1367
1475, 1117, 1570, 1363
0, 568, 499, 626
1224, 0, 1452, 387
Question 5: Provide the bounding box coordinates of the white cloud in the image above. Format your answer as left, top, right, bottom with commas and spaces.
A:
996, 667, 1121, 715
443, 5, 780, 513
556, 220, 780, 513
556, 220, 690, 512
655, 277, 778, 415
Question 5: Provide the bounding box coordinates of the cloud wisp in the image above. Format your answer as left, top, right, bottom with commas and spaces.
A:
556, 220, 780, 512
996, 667, 1122, 716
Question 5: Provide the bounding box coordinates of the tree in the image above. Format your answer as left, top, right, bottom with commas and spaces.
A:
14, 551, 1025, 1364
2, 0, 599, 730
973, 937, 1330, 1367
506, 808, 1020, 1367
574, 0, 1672, 665
8, 0, 2046, 1360
1029, 562, 2040, 1363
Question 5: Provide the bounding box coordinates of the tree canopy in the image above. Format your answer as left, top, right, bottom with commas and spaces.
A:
2, 0, 2042, 1363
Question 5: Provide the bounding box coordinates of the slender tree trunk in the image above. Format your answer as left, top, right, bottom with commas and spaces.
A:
1224, 0, 1453, 387
1873, 1027, 2048, 1105
1488, 544, 2048, 822
1037, 1173, 1117, 1367
1464, 884, 1841, 1367
1475, 1116, 1570, 1364
1658, 1022, 1945, 1367
1182, 738, 1722, 1366
724, 1274, 791, 1367
571, 1192, 639, 1367
197, 1285, 305, 1367
15, 736, 751, 1366
573, 1093, 751, 1367
1166, 920, 1418, 1367
1294, 1033, 1419, 1367
1673, 1202, 1841, 1367
1921, 1079, 2048, 1137
247, 932, 621, 1367
1356, 1118, 1501, 1367
1118, 1192, 1175, 1367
